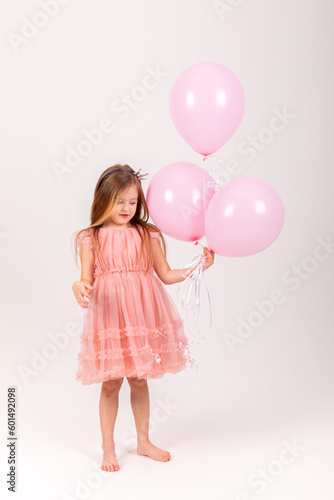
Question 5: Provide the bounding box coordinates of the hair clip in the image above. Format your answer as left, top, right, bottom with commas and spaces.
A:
134, 168, 149, 181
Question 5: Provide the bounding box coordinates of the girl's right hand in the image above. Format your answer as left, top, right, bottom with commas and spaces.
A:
72, 280, 96, 308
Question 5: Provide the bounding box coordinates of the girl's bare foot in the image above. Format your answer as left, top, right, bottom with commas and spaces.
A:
101, 446, 120, 472
137, 439, 171, 462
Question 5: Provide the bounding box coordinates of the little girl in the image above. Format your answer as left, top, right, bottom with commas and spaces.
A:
72, 164, 214, 472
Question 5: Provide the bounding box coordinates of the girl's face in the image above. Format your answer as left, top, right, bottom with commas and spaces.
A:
106, 185, 138, 228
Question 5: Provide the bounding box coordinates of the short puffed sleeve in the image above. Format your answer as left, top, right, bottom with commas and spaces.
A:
149, 230, 160, 240
75, 229, 94, 252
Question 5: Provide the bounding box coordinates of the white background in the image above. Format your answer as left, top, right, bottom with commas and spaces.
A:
1, 1, 333, 499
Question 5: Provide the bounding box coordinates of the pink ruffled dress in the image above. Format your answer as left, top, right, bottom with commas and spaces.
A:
74, 225, 192, 384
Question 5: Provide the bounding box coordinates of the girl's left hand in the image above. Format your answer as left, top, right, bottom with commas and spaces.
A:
203, 247, 215, 270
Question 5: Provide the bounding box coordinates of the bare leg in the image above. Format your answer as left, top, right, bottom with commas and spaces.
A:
127, 377, 171, 462
99, 378, 123, 471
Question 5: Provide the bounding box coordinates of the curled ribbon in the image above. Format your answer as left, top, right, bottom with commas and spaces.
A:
176, 241, 212, 348
202, 153, 223, 190
144, 334, 199, 376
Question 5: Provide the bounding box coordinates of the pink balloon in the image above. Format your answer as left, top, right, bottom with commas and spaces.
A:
169, 62, 245, 156
146, 162, 217, 242
205, 178, 285, 257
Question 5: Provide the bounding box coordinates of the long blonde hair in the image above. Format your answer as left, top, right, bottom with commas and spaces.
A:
72, 164, 167, 276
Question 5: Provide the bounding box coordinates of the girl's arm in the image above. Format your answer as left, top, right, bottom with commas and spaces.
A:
73, 243, 95, 287
78, 243, 95, 285
72, 244, 96, 307
151, 239, 214, 285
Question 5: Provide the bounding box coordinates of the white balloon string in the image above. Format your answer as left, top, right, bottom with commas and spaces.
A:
176, 241, 212, 348
144, 326, 199, 371
202, 154, 223, 190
